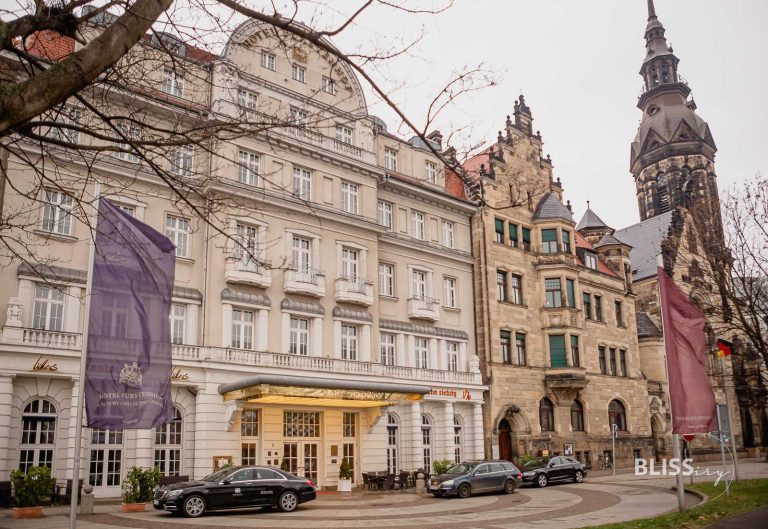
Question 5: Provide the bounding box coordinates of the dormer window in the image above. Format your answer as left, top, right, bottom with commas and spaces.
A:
584, 252, 598, 270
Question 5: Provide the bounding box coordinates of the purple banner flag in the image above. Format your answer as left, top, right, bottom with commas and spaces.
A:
85, 198, 176, 429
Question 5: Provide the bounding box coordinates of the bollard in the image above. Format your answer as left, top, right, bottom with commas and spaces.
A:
80, 483, 94, 515
415, 472, 426, 494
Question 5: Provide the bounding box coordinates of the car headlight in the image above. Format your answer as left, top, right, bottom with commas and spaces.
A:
523, 471, 535, 477
440, 479, 454, 486
166, 490, 183, 499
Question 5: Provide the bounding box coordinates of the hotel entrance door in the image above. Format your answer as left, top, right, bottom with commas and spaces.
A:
283, 442, 318, 483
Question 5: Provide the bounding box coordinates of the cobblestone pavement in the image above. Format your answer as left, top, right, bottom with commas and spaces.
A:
2, 460, 766, 529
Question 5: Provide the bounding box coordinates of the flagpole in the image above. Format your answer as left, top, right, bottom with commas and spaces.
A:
720, 354, 740, 482
69, 182, 100, 529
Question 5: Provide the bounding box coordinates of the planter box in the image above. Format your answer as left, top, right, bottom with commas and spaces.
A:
121, 502, 146, 512
337, 479, 353, 492
12, 506, 44, 519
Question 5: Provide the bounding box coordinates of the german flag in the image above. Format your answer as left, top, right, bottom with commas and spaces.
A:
716, 338, 733, 357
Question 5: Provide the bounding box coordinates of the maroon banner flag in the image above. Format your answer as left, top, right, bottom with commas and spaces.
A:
85, 198, 176, 429
658, 266, 717, 433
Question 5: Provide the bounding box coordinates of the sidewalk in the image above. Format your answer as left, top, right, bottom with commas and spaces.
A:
705, 506, 768, 529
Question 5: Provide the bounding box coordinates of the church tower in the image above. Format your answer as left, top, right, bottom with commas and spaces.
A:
631, 0, 719, 222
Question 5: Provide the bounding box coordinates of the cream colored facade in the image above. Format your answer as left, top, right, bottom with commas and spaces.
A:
0, 20, 484, 496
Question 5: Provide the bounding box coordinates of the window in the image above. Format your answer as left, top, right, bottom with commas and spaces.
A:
608, 400, 627, 431
291, 236, 311, 271
161, 69, 184, 97
343, 412, 356, 438
421, 415, 432, 471
260, 50, 276, 70
19, 399, 56, 472
594, 295, 603, 321
446, 341, 458, 372
283, 411, 320, 437
497, 271, 508, 302
341, 181, 358, 214
322, 76, 335, 94
620, 349, 627, 377
539, 398, 554, 432
170, 304, 186, 345
412, 270, 428, 299
336, 125, 352, 144
100, 295, 128, 337
453, 416, 463, 463
115, 125, 140, 163
411, 211, 425, 239
599, 346, 607, 374
234, 222, 261, 269
231, 309, 254, 349
583, 293, 592, 320
32, 285, 64, 331
425, 162, 437, 184
566, 279, 576, 308
386, 413, 398, 473
570, 335, 580, 367
241, 443, 258, 466
165, 215, 190, 258
41, 189, 73, 235
494, 218, 505, 243
609, 347, 617, 375
384, 148, 397, 171
154, 407, 182, 476
562, 230, 571, 253
289, 106, 309, 126
380, 333, 396, 366
379, 263, 394, 297
292, 167, 311, 200
443, 277, 457, 308
545, 278, 562, 308
541, 228, 558, 253
289, 317, 309, 355
615, 301, 623, 327
50, 106, 81, 144
88, 428, 123, 487
237, 88, 258, 110
115, 203, 136, 216
549, 335, 567, 368
500, 330, 512, 364
511, 274, 523, 305
291, 63, 306, 83
340, 247, 359, 280
415, 337, 429, 369
169, 144, 194, 176
584, 252, 598, 270
509, 224, 519, 247
516, 333, 527, 365
237, 150, 260, 186
378, 201, 392, 229
522, 227, 531, 251
241, 409, 259, 437
341, 324, 358, 360
441, 220, 455, 248
571, 401, 585, 432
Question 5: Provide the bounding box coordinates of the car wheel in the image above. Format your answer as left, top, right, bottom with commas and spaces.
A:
182, 495, 206, 518
574, 470, 584, 483
503, 479, 516, 494
457, 483, 471, 499
278, 491, 299, 513
432, 493, 442, 497
537, 474, 548, 488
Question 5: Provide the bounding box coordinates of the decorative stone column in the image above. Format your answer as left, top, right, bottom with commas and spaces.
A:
187, 304, 199, 346
0, 375, 14, 477
311, 317, 323, 356
472, 401, 484, 459
221, 303, 233, 347
256, 309, 268, 351
428, 338, 438, 370
360, 324, 371, 363
406, 335, 415, 368
409, 401, 423, 470
439, 401, 455, 462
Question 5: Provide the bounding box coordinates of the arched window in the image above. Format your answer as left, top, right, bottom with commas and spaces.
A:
570, 400, 585, 432
609, 400, 627, 431
154, 407, 182, 476
386, 413, 399, 473
539, 398, 554, 432
657, 173, 670, 213
453, 416, 463, 463
19, 399, 57, 472
421, 414, 432, 471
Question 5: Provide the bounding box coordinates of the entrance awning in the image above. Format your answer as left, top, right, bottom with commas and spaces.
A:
218, 374, 430, 408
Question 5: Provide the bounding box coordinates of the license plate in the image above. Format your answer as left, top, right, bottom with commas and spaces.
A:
153, 500, 159, 506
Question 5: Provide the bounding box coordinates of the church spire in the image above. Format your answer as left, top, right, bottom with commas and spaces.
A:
647, 0, 656, 19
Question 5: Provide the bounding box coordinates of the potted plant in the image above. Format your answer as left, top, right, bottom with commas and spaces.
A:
280, 459, 290, 472
10, 466, 55, 519
337, 458, 353, 492
121, 466, 160, 512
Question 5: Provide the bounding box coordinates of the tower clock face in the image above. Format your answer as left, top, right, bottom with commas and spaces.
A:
647, 105, 660, 116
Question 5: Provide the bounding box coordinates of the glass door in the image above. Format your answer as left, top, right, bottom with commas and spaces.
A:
88, 428, 124, 497
282, 443, 299, 474
303, 443, 318, 483
283, 442, 318, 483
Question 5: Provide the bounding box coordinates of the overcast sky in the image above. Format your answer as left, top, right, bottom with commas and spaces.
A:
326, 0, 768, 229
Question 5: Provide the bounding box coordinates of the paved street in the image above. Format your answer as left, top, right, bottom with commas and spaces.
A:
2, 460, 765, 529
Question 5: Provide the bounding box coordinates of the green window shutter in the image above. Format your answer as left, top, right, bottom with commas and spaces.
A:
541, 229, 557, 242
522, 227, 531, 243
549, 335, 567, 368
509, 224, 518, 241
566, 279, 576, 308
495, 218, 504, 233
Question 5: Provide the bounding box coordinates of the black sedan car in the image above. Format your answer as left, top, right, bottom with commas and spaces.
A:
428, 460, 523, 498
153, 466, 316, 517
521, 456, 586, 487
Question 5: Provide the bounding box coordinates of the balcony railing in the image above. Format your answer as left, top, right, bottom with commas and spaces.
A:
225, 257, 272, 288
172, 345, 481, 385
284, 263, 325, 297
335, 276, 374, 306
22, 328, 81, 349
407, 296, 440, 321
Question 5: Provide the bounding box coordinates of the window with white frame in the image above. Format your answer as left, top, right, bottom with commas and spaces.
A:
322, 76, 336, 94
291, 236, 312, 272
441, 220, 454, 248
153, 407, 182, 476
41, 189, 73, 235
50, 106, 81, 144
162, 69, 184, 97
415, 337, 429, 369
341, 247, 359, 280
380, 332, 396, 366
421, 414, 432, 470
234, 222, 259, 267
291, 64, 306, 83
446, 341, 459, 372
240, 409, 259, 466
88, 428, 123, 487
443, 277, 457, 308
260, 50, 276, 70
32, 285, 64, 331
412, 269, 428, 300
231, 309, 254, 349
165, 215, 190, 258
379, 263, 394, 297
336, 125, 352, 144
584, 252, 598, 270
341, 181, 358, 214
384, 147, 397, 171
425, 161, 437, 183
115, 125, 140, 163
386, 413, 398, 473
19, 399, 56, 472
237, 88, 258, 110
237, 150, 260, 186
341, 324, 358, 360
453, 416, 463, 463
292, 167, 311, 200
169, 304, 186, 345
378, 201, 392, 229
412, 211, 425, 240
169, 144, 194, 176
289, 107, 309, 127
289, 317, 309, 356
114, 203, 136, 216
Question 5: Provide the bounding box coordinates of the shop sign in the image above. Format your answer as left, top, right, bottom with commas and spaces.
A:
171, 368, 189, 381
429, 388, 473, 400
32, 355, 58, 372
225, 383, 421, 402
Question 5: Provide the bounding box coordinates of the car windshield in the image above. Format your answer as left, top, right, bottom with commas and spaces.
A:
522, 458, 549, 468
445, 463, 476, 474
201, 468, 235, 482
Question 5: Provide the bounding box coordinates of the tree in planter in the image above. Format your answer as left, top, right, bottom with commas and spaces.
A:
338, 458, 353, 480
280, 459, 290, 473
431, 459, 453, 476
121, 466, 161, 504
10, 466, 56, 507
